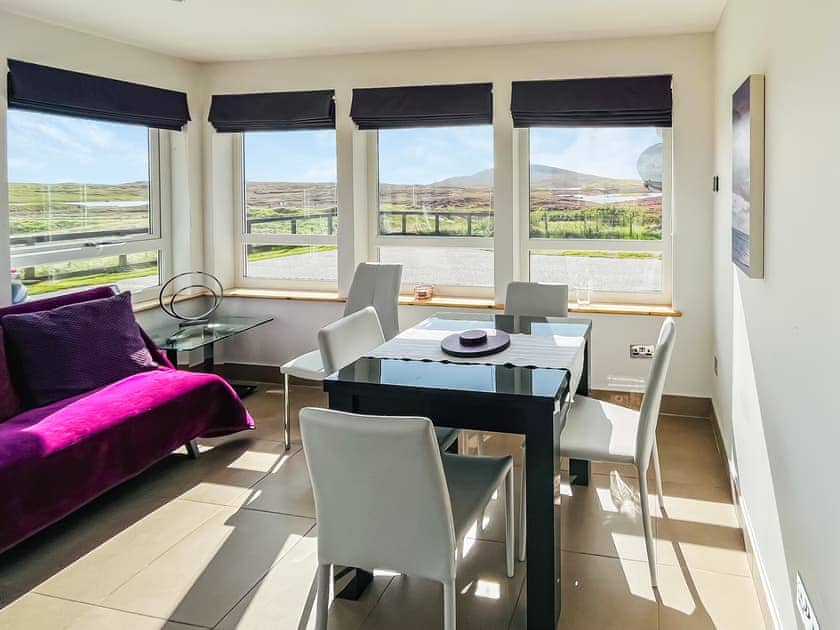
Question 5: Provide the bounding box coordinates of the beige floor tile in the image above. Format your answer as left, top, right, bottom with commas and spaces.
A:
0, 493, 208, 607
657, 564, 766, 629
237, 384, 327, 447
510, 552, 658, 630
35, 499, 222, 604
103, 507, 314, 628
561, 472, 660, 564
656, 483, 749, 577
657, 415, 717, 439
359, 539, 525, 630
0, 594, 193, 630
656, 418, 728, 487
242, 449, 316, 518
155, 439, 300, 508
216, 528, 391, 630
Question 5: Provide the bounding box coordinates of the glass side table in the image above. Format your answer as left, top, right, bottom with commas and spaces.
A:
148, 315, 274, 398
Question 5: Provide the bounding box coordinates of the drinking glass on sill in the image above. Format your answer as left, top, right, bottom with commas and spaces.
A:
576, 280, 592, 306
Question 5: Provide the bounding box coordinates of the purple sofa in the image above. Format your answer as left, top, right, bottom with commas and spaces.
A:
0, 286, 254, 554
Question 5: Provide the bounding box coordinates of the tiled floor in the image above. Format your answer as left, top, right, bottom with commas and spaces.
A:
0, 384, 766, 629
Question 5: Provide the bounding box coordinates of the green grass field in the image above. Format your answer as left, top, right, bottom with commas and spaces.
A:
22, 251, 159, 296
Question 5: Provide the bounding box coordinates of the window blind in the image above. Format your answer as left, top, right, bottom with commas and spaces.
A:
511, 75, 672, 128
209, 90, 335, 132
350, 83, 492, 129
7, 59, 191, 131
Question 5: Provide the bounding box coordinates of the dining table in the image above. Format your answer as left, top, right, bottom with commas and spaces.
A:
323, 311, 592, 629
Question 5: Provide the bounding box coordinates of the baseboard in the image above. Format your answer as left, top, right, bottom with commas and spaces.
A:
590, 389, 713, 419
709, 403, 782, 630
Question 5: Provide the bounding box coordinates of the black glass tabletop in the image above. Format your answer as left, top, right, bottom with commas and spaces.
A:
327, 312, 591, 401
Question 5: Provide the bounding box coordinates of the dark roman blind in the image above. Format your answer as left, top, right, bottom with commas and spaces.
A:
7, 59, 191, 130
350, 83, 492, 129
511, 75, 672, 128
208, 90, 335, 132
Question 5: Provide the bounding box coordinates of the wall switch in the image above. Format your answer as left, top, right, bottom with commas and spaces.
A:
630, 344, 655, 359
714, 355, 718, 376
796, 573, 820, 630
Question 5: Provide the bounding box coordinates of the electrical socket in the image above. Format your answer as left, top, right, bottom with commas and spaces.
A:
630, 344, 655, 359
796, 573, 820, 630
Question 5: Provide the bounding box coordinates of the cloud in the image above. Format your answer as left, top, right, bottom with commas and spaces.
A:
530, 127, 660, 179
6, 110, 148, 184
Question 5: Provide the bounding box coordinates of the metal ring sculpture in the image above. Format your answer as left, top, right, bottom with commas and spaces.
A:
158, 271, 224, 322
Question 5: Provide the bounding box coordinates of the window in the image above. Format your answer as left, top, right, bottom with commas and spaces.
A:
7, 110, 167, 300
524, 127, 671, 304
237, 130, 337, 289
375, 126, 494, 295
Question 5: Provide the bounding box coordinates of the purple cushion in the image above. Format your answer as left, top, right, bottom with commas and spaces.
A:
0, 327, 22, 421
1, 292, 157, 407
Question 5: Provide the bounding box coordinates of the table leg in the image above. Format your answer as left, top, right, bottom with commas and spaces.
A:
569, 458, 591, 486
571, 326, 592, 486
524, 420, 561, 629
328, 390, 375, 601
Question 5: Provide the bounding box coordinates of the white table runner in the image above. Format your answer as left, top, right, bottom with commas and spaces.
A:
366, 326, 586, 396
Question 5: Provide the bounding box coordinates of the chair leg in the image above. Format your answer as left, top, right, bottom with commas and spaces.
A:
652, 438, 666, 512
638, 466, 658, 588
315, 563, 332, 630
185, 439, 199, 459
283, 372, 292, 451
504, 469, 514, 578
443, 579, 457, 630
518, 445, 526, 562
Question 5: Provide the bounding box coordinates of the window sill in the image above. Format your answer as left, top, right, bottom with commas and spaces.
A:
132, 292, 205, 314
220, 288, 681, 317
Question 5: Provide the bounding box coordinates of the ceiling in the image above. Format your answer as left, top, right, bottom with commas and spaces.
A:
0, 0, 727, 63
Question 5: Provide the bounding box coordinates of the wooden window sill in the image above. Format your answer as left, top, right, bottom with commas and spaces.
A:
132, 292, 205, 314
220, 288, 681, 317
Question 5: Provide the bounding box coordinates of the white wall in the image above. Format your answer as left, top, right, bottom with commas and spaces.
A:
204, 34, 716, 397
0, 10, 206, 308
712, 0, 840, 627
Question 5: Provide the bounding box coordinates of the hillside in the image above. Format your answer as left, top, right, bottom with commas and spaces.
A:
431, 164, 639, 190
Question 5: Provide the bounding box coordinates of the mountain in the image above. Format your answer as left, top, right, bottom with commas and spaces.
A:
431, 164, 619, 189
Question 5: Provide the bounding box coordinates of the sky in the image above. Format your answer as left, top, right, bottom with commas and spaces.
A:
6, 109, 661, 185
6, 110, 150, 184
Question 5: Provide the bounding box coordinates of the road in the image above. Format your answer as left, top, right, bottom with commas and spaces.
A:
246, 249, 661, 293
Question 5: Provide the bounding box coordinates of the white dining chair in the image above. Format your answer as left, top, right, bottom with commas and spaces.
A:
557, 317, 676, 587
280, 263, 402, 449
318, 307, 458, 451
300, 407, 514, 630
504, 281, 569, 319
503, 281, 569, 561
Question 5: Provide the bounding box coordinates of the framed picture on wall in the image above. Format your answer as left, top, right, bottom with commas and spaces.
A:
731, 74, 765, 278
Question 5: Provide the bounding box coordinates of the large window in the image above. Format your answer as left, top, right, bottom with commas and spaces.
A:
375, 126, 494, 294
525, 127, 671, 303
238, 130, 337, 288
7, 110, 166, 300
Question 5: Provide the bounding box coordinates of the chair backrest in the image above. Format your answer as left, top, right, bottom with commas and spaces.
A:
635, 318, 677, 468
344, 263, 402, 340
300, 407, 457, 583
504, 281, 569, 317
318, 306, 385, 375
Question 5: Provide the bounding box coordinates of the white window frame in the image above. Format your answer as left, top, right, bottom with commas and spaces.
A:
9, 127, 171, 303
517, 127, 673, 306
367, 129, 495, 299
233, 132, 338, 291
